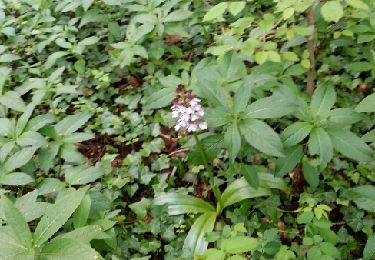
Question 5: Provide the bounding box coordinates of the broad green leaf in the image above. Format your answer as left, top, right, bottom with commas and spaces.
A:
363, 234, 375, 260
164, 10, 192, 22
40, 238, 102, 260
221, 178, 271, 208
0, 66, 11, 94
275, 145, 303, 177
57, 225, 103, 244
327, 108, 362, 126
14, 190, 49, 222
327, 128, 372, 162
198, 78, 229, 108
154, 193, 215, 215
0, 53, 21, 62
4, 147, 38, 173
240, 165, 259, 189
355, 93, 375, 112
203, 3, 228, 22
183, 212, 217, 255
346, 0, 369, 10
224, 123, 241, 161
346, 185, 375, 212
308, 128, 333, 169
82, 0, 94, 11
201, 249, 225, 260
2, 197, 32, 247
362, 129, 375, 143
233, 83, 251, 112
17, 131, 47, 147
55, 112, 92, 135
218, 51, 247, 82
62, 132, 95, 143
221, 237, 257, 254
320, 1, 343, 23
143, 87, 175, 110
73, 194, 91, 228
0, 172, 34, 186
0, 118, 11, 136
38, 143, 60, 173
37, 178, 66, 196
228, 2, 246, 16
258, 173, 288, 191
0, 91, 26, 112
45, 51, 68, 69
25, 114, 55, 132
302, 161, 319, 189
205, 107, 229, 128
65, 164, 105, 185
240, 119, 284, 157
244, 95, 294, 119
281, 122, 313, 147
310, 83, 336, 117
0, 227, 34, 260
33, 187, 88, 247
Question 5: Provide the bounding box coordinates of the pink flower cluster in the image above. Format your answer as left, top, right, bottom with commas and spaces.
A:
171, 85, 207, 133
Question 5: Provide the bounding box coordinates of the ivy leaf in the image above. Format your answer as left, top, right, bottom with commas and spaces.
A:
183, 212, 217, 255
33, 187, 88, 247
320, 1, 343, 23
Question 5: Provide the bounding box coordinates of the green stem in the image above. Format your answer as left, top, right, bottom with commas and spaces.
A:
193, 134, 222, 211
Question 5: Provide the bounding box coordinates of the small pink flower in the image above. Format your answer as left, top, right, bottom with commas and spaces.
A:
171, 85, 207, 133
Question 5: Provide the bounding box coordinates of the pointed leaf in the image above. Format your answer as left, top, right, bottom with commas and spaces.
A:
308, 128, 333, 169
282, 122, 313, 147
355, 93, 375, 113
346, 185, 375, 212
183, 212, 217, 255
0, 227, 34, 260
57, 225, 103, 244
55, 112, 92, 135
310, 83, 336, 117
240, 119, 284, 157
4, 147, 37, 173
327, 108, 362, 126
327, 128, 372, 162
0, 172, 34, 186
275, 145, 303, 177
363, 234, 375, 260
33, 187, 88, 247
244, 96, 294, 119
154, 193, 215, 215
225, 123, 241, 161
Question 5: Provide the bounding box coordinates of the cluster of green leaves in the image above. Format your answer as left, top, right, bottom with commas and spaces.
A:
1, 0, 375, 259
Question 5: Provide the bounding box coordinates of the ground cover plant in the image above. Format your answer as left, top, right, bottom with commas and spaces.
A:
0, 0, 375, 259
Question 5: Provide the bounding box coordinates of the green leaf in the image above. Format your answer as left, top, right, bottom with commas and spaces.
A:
362, 129, 375, 143
40, 238, 102, 260
0, 53, 21, 62
0, 91, 26, 112
221, 178, 271, 208
308, 128, 333, 169
73, 194, 91, 228
240, 119, 284, 157
143, 87, 175, 110
164, 10, 192, 22
4, 147, 38, 173
224, 123, 241, 161
0, 118, 11, 136
310, 83, 336, 117
327, 108, 362, 126
202, 249, 225, 260
183, 212, 217, 255
203, 3, 228, 22
355, 93, 375, 112
275, 145, 303, 177
2, 197, 32, 248
363, 234, 375, 260
346, 185, 375, 212
57, 225, 103, 244
33, 187, 88, 247
0, 227, 34, 260
129, 198, 151, 220
233, 83, 252, 113
302, 161, 319, 189
346, 0, 369, 10
0, 172, 34, 186
55, 112, 92, 135
228, 2, 246, 16
320, 1, 343, 23
221, 237, 257, 254
326, 128, 372, 162
65, 164, 105, 185
17, 131, 48, 147
244, 95, 294, 119
15, 190, 49, 222
240, 165, 259, 189
82, 0, 94, 11
282, 122, 313, 147
205, 107, 229, 128
154, 193, 215, 215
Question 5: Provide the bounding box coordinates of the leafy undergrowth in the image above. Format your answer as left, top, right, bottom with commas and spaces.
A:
0, 0, 375, 259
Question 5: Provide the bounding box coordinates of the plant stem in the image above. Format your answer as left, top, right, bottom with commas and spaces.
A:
193, 134, 222, 208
